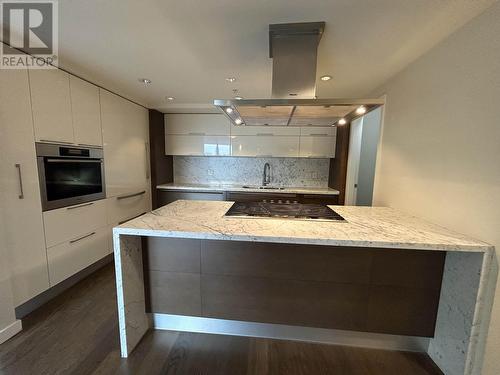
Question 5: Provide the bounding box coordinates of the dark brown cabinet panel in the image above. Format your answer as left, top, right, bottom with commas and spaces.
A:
201, 240, 373, 284
158, 190, 225, 207
299, 194, 339, 205
225, 191, 297, 203
145, 238, 445, 337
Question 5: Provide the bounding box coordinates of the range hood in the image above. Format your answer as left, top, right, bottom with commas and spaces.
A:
214, 22, 383, 127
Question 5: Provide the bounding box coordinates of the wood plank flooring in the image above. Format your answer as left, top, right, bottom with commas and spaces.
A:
0, 263, 443, 375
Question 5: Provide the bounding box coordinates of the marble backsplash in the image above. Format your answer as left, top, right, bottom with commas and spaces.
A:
173, 156, 330, 187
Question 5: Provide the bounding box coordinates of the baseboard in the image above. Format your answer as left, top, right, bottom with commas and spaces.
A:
15, 254, 113, 319
0, 319, 22, 345
152, 313, 430, 352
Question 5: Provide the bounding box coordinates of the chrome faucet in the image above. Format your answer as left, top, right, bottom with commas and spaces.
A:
262, 162, 271, 186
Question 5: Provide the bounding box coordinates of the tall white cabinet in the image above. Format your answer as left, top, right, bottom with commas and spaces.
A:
100, 89, 151, 229
0, 67, 50, 306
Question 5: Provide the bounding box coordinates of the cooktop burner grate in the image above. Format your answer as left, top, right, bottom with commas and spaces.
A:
224, 201, 345, 221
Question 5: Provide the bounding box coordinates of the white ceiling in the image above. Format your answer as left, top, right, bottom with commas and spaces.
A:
52, 0, 495, 112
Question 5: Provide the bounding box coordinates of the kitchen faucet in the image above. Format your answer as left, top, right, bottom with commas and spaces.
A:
262, 162, 271, 186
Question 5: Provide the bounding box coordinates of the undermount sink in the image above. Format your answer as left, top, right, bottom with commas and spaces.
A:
241, 185, 285, 190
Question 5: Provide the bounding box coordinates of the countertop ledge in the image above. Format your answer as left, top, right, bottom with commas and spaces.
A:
115, 200, 494, 253
156, 182, 340, 195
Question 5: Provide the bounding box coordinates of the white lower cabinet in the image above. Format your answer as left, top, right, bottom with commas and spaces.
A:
106, 190, 150, 226
299, 136, 337, 158
165, 135, 231, 156
47, 226, 108, 286
43, 200, 107, 248
231, 136, 299, 157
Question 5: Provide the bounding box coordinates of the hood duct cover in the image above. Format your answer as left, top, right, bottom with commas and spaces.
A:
214, 22, 384, 127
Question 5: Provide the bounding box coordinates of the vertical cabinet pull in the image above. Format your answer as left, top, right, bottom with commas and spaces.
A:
15, 163, 24, 199
145, 142, 150, 179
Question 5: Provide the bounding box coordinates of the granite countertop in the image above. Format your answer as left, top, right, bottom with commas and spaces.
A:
114, 200, 493, 252
156, 182, 340, 196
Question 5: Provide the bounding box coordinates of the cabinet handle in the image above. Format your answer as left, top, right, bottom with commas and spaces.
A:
256, 133, 274, 136
69, 231, 96, 244
188, 132, 206, 136
67, 202, 94, 210
256, 154, 273, 157
309, 133, 329, 136
145, 142, 150, 179
117, 190, 146, 200
39, 139, 73, 145
15, 164, 24, 199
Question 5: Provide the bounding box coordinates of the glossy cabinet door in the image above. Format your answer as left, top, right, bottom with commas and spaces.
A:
231, 125, 300, 136
299, 126, 336, 137
165, 135, 231, 156
29, 69, 74, 144
231, 135, 299, 157
46, 226, 108, 286
100, 89, 150, 198
70, 76, 102, 146
165, 114, 230, 135
299, 136, 337, 158
0, 67, 50, 306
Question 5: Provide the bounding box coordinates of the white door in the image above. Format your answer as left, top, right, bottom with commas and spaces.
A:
29, 69, 74, 144
345, 118, 363, 206
70, 76, 102, 146
0, 68, 50, 306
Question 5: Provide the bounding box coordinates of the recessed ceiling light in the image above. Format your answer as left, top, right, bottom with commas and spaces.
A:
138, 78, 151, 84
338, 118, 347, 125
166, 96, 174, 101
225, 107, 233, 114
235, 118, 243, 125
320, 75, 332, 81
234, 96, 243, 100
226, 77, 236, 83
356, 105, 367, 115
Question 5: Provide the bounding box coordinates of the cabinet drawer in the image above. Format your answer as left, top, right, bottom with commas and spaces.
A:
165, 135, 231, 156
107, 190, 149, 225
43, 199, 107, 248
165, 114, 230, 135
299, 194, 339, 205
47, 226, 108, 286
231, 136, 299, 157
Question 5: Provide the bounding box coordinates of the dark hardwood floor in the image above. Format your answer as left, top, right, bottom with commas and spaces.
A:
0, 263, 443, 375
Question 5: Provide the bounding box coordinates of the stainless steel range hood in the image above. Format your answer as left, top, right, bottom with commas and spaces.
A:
214, 22, 384, 127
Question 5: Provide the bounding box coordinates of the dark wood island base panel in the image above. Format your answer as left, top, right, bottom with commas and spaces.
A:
143, 238, 445, 338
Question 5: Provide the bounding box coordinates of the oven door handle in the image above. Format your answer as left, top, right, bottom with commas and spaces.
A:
117, 190, 146, 200
46, 158, 102, 163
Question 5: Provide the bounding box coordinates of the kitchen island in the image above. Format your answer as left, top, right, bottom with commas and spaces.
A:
113, 200, 495, 375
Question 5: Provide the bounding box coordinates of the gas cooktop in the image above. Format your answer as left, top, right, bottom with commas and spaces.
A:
224, 201, 345, 221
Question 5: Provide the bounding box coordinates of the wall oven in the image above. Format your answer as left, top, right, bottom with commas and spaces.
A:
36, 143, 106, 211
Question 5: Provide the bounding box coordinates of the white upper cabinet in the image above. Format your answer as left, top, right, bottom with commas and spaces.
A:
231, 125, 300, 136
100, 89, 150, 198
299, 136, 336, 158
0, 67, 50, 306
69, 76, 102, 146
29, 69, 74, 144
299, 126, 336, 137
165, 114, 230, 135
231, 136, 299, 157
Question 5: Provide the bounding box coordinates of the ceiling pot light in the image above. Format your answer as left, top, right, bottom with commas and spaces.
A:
234, 96, 243, 100
166, 96, 174, 101
320, 75, 332, 81
138, 78, 151, 84
225, 107, 233, 114
225, 77, 237, 83
338, 118, 347, 125
356, 105, 367, 115
234, 118, 243, 125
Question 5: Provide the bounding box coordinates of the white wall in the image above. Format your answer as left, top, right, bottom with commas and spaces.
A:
357, 108, 382, 206
372, 2, 500, 374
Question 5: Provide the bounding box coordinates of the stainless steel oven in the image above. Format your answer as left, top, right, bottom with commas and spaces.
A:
36, 143, 106, 211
